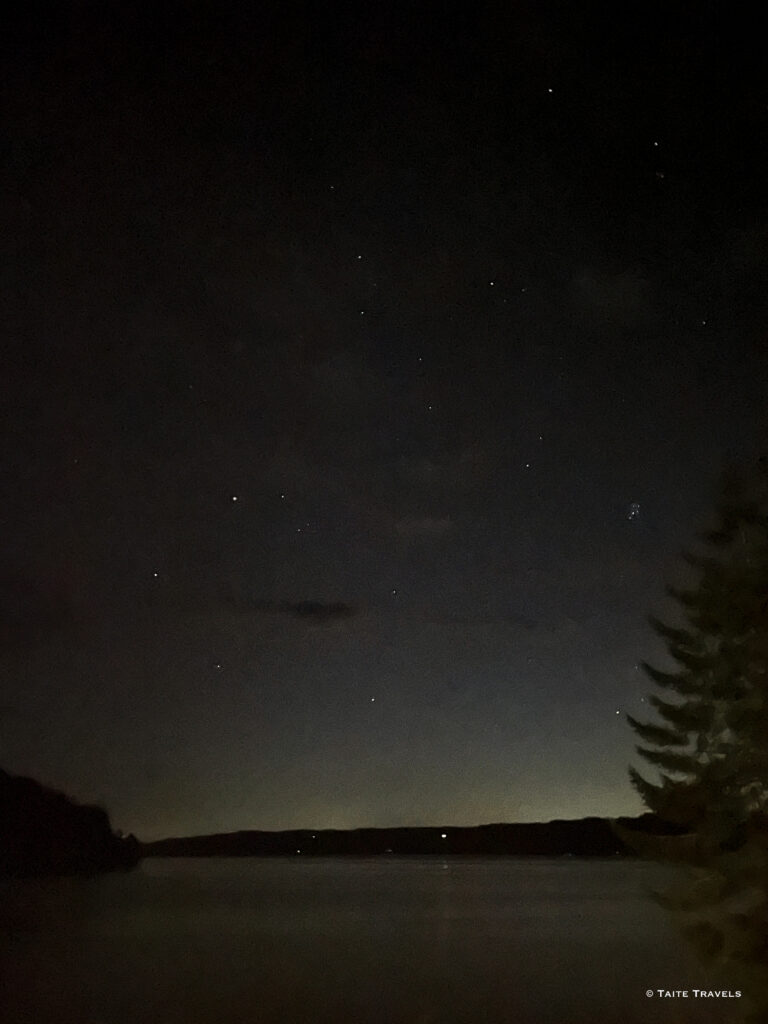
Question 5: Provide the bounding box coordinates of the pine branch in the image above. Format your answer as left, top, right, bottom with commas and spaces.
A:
626, 714, 689, 747
628, 765, 663, 810
668, 646, 714, 673
641, 661, 702, 695
666, 584, 700, 608
635, 746, 700, 775
680, 550, 724, 575
647, 615, 701, 649
648, 694, 714, 733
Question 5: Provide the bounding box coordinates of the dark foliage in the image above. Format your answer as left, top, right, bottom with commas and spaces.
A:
0, 768, 140, 877
625, 463, 768, 1022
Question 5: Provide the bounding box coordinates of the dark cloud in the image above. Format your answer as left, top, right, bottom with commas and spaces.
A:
279, 601, 357, 622
224, 595, 357, 622
426, 612, 539, 631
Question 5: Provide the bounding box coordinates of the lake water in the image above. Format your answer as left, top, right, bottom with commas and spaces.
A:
0, 857, 744, 1023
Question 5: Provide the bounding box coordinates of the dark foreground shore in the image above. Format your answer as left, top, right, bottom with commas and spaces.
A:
0, 768, 140, 878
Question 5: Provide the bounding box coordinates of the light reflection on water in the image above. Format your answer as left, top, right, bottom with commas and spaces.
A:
0, 858, 741, 1023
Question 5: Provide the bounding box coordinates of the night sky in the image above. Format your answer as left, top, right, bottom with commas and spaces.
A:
2, 3, 767, 840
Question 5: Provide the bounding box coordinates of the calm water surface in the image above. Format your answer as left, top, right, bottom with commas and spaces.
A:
0, 857, 742, 1023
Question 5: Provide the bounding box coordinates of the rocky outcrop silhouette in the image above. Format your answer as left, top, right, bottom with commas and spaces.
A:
0, 768, 140, 877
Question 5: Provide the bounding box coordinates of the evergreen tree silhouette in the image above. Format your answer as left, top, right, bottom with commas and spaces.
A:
624, 462, 768, 1023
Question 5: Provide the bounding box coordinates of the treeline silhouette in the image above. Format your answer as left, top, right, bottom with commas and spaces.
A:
0, 768, 140, 877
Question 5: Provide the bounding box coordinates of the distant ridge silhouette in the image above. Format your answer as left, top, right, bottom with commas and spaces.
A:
143, 814, 686, 858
